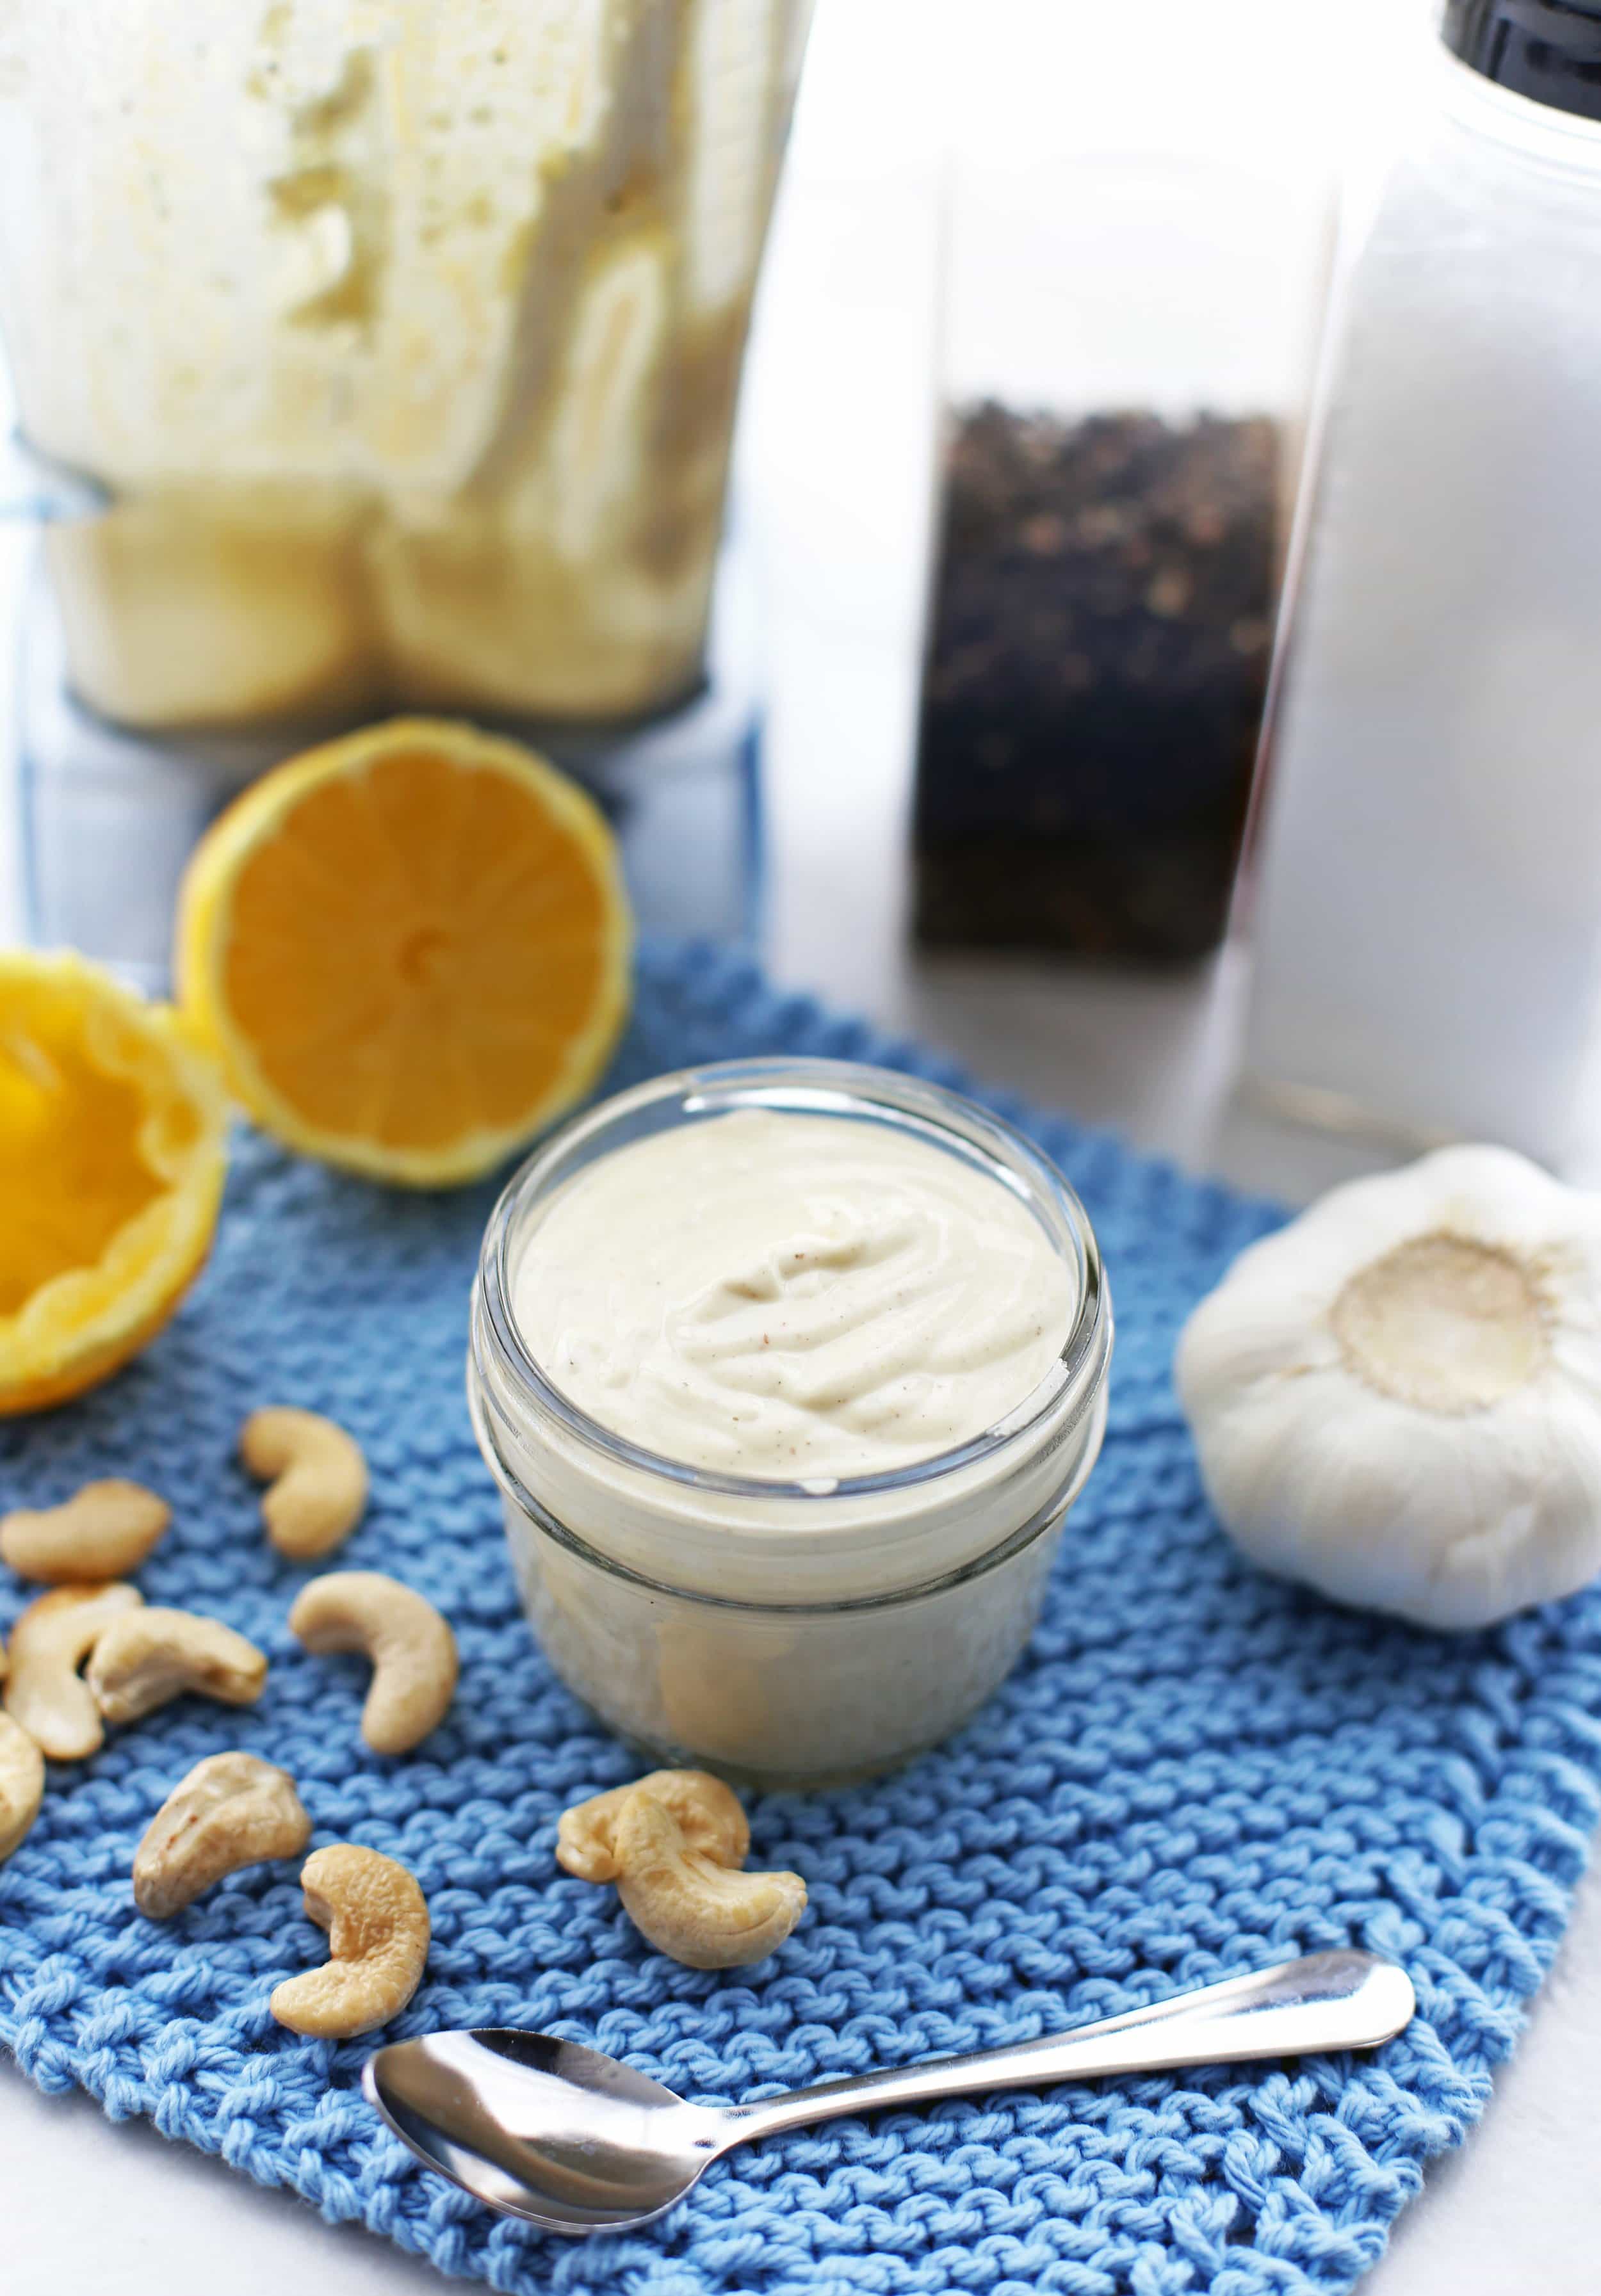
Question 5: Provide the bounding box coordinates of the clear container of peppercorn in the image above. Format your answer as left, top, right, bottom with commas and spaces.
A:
913, 147, 1329, 962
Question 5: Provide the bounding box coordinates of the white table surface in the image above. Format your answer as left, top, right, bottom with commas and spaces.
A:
4, 3, 1599, 2289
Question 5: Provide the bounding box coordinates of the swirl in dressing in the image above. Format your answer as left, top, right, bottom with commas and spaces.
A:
511, 1110, 1075, 1479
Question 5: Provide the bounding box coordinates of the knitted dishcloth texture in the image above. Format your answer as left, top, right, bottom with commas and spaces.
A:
3, 936, 1600, 2296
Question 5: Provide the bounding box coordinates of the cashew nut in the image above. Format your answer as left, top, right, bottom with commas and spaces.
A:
270, 1843, 430, 2037
287, 1571, 457, 1754
87, 1608, 268, 1726
133, 1751, 312, 1920
241, 1407, 368, 1560
1, 1480, 170, 1583
3, 1583, 143, 1759
556, 1770, 807, 1969
0, 1713, 45, 1861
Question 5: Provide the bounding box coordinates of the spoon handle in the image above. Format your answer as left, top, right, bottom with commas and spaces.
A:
724, 1950, 1414, 2145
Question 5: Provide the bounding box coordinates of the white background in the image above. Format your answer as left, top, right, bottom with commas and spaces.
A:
4, 3, 1601, 2291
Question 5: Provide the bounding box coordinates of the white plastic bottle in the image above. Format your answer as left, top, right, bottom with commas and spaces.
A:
1242, 1, 1601, 1168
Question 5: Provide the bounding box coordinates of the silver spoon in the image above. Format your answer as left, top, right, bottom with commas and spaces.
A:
363, 1948, 1414, 2237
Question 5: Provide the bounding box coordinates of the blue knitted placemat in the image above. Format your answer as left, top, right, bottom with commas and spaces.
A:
4, 936, 1600, 2296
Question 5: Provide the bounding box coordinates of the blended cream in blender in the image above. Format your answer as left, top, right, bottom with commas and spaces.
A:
0, 0, 812, 727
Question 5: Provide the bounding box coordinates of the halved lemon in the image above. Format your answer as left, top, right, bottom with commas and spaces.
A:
175, 719, 632, 1186
0, 951, 228, 1415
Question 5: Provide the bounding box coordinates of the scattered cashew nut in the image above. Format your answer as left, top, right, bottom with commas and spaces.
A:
241, 1407, 368, 1560
0, 1713, 45, 1861
557, 1770, 807, 1969
3, 1583, 143, 1759
270, 1843, 430, 2037
87, 1608, 268, 1726
0, 1480, 170, 1583
133, 1750, 312, 1920
287, 1571, 457, 1754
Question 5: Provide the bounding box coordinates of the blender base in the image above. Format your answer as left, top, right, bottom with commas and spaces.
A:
16, 551, 762, 994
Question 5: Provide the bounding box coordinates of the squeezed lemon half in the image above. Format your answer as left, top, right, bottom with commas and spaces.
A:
0, 950, 227, 1414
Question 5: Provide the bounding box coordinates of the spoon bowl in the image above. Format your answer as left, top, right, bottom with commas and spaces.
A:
364, 1948, 1415, 2238
364, 2028, 724, 2232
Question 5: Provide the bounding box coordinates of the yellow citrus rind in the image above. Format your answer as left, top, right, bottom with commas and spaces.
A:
0, 950, 228, 1415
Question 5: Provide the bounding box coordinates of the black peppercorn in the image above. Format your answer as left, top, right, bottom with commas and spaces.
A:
913, 404, 1281, 962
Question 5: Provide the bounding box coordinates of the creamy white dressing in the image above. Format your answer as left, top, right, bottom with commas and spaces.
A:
510, 1108, 1075, 1479
474, 1066, 1112, 1783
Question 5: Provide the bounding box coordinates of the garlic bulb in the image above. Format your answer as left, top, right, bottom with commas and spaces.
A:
1176, 1144, 1601, 1630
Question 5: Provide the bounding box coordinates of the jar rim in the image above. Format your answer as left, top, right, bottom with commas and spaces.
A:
472, 1056, 1111, 1506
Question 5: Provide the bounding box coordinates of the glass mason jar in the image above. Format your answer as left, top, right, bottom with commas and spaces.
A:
468, 1058, 1112, 1789
0, 2, 813, 732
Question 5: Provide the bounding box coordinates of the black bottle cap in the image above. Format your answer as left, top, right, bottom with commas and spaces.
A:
1442, 0, 1601, 121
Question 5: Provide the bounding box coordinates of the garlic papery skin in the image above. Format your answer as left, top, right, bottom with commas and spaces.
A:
1175, 1145, 1601, 1631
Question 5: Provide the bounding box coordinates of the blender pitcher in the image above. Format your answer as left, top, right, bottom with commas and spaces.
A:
0, 1, 812, 732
